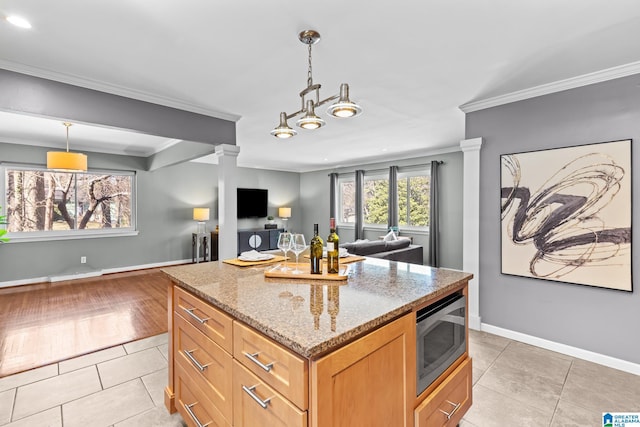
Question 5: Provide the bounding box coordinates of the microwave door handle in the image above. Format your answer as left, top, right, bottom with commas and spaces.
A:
440, 314, 465, 326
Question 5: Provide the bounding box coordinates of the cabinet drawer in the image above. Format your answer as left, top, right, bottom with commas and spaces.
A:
175, 362, 231, 427
174, 312, 233, 422
233, 321, 308, 410
414, 357, 472, 427
174, 285, 233, 353
233, 360, 307, 427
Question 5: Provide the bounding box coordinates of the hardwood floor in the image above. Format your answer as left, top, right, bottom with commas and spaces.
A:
0, 268, 170, 378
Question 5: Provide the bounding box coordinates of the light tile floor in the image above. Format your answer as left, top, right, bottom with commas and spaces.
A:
0, 333, 184, 427
1, 330, 639, 426
462, 330, 640, 427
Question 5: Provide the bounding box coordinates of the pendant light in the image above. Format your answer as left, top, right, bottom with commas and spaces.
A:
47, 122, 88, 172
271, 30, 362, 139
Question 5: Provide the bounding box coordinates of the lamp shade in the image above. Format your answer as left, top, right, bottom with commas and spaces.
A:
193, 208, 210, 221
279, 207, 291, 218
46, 151, 88, 172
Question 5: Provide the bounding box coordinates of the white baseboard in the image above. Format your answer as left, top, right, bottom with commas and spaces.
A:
0, 259, 192, 288
100, 259, 191, 275
49, 271, 103, 282
0, 276, 50, 288
481, 323, 640, 376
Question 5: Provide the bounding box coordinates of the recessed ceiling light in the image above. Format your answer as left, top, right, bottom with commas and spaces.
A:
6, 15, 32, 29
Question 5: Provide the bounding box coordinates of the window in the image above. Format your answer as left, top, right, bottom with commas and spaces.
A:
363, 173, 388, 226
336, 167, 430, 230
2, 166, 135, 239
398, 171, 430, 228
338, 176, 355, 223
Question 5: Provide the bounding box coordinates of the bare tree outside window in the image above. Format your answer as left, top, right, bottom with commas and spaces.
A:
4, 168, 134, 234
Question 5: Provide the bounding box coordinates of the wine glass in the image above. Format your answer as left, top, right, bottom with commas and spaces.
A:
277, 232, 292, 271
290, 233, 307, 274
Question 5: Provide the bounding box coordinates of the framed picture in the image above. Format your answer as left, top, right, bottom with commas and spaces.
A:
500, 140, 632, 291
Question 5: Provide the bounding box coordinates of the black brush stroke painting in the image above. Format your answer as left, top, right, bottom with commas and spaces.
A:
500, 140, 632, 291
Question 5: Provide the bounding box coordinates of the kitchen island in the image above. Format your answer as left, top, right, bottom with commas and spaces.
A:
163, 258, 473, 427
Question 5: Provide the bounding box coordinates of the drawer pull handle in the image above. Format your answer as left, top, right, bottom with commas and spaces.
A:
183, 307, 209, 324
184, 349, 209, 372
184, 402, 211, 427
438, 400, 461, 420
244, 352, 274, 372
242, 384, 271, 409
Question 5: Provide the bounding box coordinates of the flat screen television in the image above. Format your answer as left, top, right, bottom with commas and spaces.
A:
237, 188, 268, 218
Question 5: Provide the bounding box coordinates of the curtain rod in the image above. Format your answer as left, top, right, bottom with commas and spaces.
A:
328, 161, 444, 177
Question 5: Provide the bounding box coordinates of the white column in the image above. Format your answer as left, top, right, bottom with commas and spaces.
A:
460, 137, 482, 330
215, 144, 241, 260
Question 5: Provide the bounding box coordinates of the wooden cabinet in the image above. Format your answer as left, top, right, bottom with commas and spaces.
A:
414, 357, 472, 427
174, 313, 233, 423
166, 283, 471, 427
175, 358, 231, 427
233, 322, 308, 410
237, 228, 283, 254
174, 286, 233, 353
233, 360, 308, 427
310, 314, 414, 427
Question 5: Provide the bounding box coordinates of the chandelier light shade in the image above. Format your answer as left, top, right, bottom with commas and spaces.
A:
271, 30, 362, 139
47, 122, 88, 172
270, 112, 297, 139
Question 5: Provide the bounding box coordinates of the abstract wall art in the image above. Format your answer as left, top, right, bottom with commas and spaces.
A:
500, 140, 632, 291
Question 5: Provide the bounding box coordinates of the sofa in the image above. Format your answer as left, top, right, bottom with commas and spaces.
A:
340, 238, 423, 265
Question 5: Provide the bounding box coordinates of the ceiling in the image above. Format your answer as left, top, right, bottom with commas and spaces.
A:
2, 1, 640, 173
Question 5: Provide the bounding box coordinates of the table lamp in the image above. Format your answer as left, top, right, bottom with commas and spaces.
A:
193, 208, 210, 234
279, 207, 291, 231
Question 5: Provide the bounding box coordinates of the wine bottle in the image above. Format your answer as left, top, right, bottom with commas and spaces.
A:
327, 218, 340, 274
310, 223, 324, 274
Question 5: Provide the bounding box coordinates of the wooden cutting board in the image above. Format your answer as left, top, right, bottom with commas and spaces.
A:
264, 263, 349, 281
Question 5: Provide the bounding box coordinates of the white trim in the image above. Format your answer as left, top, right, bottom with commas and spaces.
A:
49, 271, 102, 282
0, 276, 50, 288
481, 323, 640, 376
459, 61, 640, 113
7, 230, 139, 243
0, 60, 241, 122
461, 137, 482, 338
469, 314, 482, 331
0, 258, 191, 288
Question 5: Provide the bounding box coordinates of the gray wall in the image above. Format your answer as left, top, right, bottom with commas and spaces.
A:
0, 143, 300, 283
299, 151, 464, 269
466, 74, 640, 364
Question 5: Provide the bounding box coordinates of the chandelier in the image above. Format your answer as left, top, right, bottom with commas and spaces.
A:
271, 30, 362, 139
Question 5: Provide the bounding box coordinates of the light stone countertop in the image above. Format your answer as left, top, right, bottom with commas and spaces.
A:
162, 258, 472, 359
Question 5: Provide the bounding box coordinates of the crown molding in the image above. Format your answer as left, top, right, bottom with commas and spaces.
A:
459, 61, 640, 113
0, 60, 242, 122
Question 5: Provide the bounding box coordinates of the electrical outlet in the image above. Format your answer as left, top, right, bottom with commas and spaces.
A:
81, 256, 87, 264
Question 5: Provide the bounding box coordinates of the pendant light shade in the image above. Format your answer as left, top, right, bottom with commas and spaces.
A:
47, 151, 88, 171
327, 84, 363, 118
296, 100, 326, 130
47, 122, 87, 172
270, 112, 298, 138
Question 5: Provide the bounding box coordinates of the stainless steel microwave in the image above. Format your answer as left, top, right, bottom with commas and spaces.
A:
416, 292, 466, 396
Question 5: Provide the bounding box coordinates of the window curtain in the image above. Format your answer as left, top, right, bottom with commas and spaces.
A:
329, 172, 338, 221
388, 166, 399, 231
355, 169, 365, 240
428, 161, 442, 267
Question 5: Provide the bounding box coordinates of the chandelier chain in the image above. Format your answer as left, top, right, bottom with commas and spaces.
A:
307, 42, 313, 88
